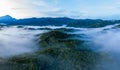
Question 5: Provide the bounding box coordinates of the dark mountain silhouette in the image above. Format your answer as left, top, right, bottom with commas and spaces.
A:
0, 15, 16, 23
0, 15, 120, 28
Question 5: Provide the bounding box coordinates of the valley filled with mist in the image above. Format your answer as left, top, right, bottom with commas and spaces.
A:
0, 23, 120, 70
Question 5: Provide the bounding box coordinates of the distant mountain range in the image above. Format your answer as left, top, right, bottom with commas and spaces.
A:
0, 15, 120, 28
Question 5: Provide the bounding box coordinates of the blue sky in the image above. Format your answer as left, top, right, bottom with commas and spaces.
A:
0, 0, 120, 19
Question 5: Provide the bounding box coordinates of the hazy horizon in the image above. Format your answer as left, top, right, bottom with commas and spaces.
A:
1, 15, 120, 20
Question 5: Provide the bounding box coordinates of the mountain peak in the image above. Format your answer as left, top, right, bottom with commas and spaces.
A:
0, 15, 13, 19
0, 15, 16, 22
3, 15, 12, 18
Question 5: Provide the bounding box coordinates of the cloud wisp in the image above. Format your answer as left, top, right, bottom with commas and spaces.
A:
0, 0, 120, 19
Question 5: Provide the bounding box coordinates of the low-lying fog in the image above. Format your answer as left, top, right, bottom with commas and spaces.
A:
0, 25, 68, 57
0, 24, 120, 70
74, 24, 120, 53
0, 25, 120, 56
0, 26, 47, 57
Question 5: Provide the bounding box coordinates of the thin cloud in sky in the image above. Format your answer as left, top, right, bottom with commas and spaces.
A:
0, 0, 120, 19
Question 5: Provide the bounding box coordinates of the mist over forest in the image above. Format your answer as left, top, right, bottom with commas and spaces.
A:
0, 15, 120, 70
